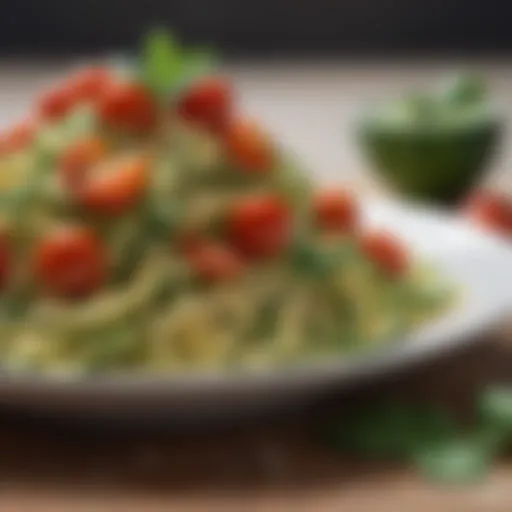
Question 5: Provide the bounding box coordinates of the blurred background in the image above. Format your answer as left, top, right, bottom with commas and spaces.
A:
1, 0, 512, 57
1, 0, 511, 187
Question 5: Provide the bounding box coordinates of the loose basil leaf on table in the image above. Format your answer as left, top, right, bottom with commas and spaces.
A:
477, 385, 512, 452
322, 387, 512, 485
479, 385, 512, 430
323, 402, 456, 460
413, 437, 492, 485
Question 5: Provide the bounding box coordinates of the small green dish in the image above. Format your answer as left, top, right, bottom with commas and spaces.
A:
357, 74, 502, 205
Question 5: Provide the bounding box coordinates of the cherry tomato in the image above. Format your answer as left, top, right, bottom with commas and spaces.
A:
186, 242, 243, 282
38, 68, 114, 122
59, 136, 109, 190
464, 190, 512, 237
225, 118, 274, 173
177, 77, 232, 133
34, 226, 107, 298
314, 190, 358, 232
360, 231, 410, 277
66, 66, 113, 103
98, 82, 157, 133
38, 85, 76, 121
78, 153, 149, 215
227, 195, 292, 259
0, 120, 36, 155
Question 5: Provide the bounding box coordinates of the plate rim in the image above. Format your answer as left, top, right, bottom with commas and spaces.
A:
0, 198, 510, 396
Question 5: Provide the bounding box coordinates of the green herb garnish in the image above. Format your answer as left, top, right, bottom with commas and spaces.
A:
325, 402, 456, 460
413, 437, 491, 485
322, 386, 512, 486
139, 28, 216, 100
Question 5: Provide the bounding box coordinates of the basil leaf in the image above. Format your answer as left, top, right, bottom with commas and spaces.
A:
413, 438, 491, 485
145, 200, 182, 239
141, 28, 183, 97
322, 388, 512, 485
0, 293, 30, 321
334, 403, 418, 459
477, 385, 512, 453
291, 238, 357, 278
139, 29, 218, 101
479, 385, 512, 431
323, 403, 456, 460
290, 242, 331, 277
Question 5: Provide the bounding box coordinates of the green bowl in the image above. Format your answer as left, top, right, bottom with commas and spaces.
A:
358, 107, 502, 206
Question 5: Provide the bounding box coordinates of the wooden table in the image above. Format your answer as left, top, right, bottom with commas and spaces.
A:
0, 327, 507, 511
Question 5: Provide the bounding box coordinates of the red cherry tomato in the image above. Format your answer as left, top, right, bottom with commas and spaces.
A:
225, 118, 274, 173
0, 120, 36, 155
227, 195, 292, 259
314, 190, 358, 232
464, 190, 512, 237
38, 67, 113, 122
177, 77, 232, 133
66, 66, 113, 103
186, 242, 244, 282
59, 136, 109, 190
78, 153, 149, 215
98, 82, 157, 133
34, 226, 107, 298
38, 85, 76, 121
360, 231, 410, 277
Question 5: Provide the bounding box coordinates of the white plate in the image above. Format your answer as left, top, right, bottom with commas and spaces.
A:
0, 199, 511, 422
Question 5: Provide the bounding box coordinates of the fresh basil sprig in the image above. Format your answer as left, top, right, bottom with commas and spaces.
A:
479, 385, 512, 433
141, 29, 182, 97
139, 28, 217, 100
413, 437, 492, 485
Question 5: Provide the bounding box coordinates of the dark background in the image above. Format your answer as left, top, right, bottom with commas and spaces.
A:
0, 0, 511, 57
